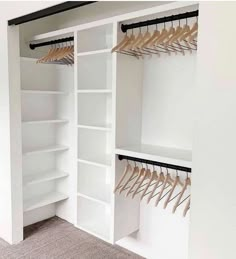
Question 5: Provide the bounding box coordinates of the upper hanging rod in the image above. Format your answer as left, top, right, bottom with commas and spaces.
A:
118, 154, 192, 173
121, 10, 199, 33
29, 36, 74, 50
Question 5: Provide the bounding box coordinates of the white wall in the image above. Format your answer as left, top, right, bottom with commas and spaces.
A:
0, 1, 60, 244
189, 2, 236, 259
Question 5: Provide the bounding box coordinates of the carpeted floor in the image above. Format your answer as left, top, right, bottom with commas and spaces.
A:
0, 217, 144, 259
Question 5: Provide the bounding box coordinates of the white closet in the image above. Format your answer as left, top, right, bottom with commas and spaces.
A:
16, 2, 198, 258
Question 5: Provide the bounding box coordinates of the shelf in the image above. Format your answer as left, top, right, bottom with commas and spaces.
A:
77, 89, 112, 94
21, 90, 68, 95
23, 169, 68, 186
77, 48, 112, 57
77, 193, 109, 207
24, 192, 68, 212
22, 119, 68, 125
78, 157, 111, 168
115, 144, 192, 168
77, 124, 111, 131
23, 145, 69, 156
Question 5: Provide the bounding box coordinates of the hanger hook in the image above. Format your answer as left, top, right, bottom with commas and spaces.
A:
186, 17, 188, 25
186, 171, 189, 179
176, 170, 179, 177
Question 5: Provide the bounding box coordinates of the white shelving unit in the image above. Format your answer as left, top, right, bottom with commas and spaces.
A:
15, 2, 198, 256
24, 192, 68, 212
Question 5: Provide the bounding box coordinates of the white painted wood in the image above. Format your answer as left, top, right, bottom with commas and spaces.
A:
77, 124, 111, 131
78, 162, 111, 204
77, 48, 112, 57
77, 195, 111, 241
23, 169, 68, 186
77, 52, 112, 90
21, 90, 68, 95
23, 145, 69, 156
22, 119, 68, 124
116, 144, 192, 168
78, 159, 111, 168
24, 192, 68, 212
77, 89, 112, 93
30, 2, 198, 41
77, 193, 109, 207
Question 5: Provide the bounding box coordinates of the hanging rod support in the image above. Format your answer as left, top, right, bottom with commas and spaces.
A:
118, 154, 191, 173
121, 10, 199, 33
29, 36, 74, 50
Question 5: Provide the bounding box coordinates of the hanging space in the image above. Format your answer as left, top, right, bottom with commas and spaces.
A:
112, 3, 198, 258
20, 36, 75, 227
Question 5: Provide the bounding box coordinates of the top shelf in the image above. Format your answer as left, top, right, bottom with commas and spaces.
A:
21, 90, 68, 95
115, 144, 192, 168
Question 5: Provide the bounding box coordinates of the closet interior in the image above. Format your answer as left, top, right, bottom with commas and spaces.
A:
18, 2, 198, 257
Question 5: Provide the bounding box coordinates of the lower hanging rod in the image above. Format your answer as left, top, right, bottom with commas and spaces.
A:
29, 36, 74, 50
118, 154, 191, 173
121, 10, 199, 33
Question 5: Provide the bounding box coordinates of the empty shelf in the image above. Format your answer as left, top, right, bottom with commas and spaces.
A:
77, 193, 109, 207
21, 90, 68, 95
24, 169, 69, 186
77, 89, 112, 94
77, 124, 111, 131
116, 144, 192, 168
78, 155, 111, 168
23, 145, 69, 156
77, 48, 112, 57
24, 192, 68, 212
22, 119, 68, 125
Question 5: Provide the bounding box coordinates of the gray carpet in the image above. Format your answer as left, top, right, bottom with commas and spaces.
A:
0, 217, 144, 259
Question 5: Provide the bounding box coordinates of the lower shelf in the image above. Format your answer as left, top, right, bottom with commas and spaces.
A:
24, 192, 68, 212
77, 195, 110, 241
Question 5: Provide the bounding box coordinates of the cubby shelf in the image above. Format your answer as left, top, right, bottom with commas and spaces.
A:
78, 158, 111, 168
21, 90, 68, 95
23, 145, 69, 156
24, 192, 68, 212
22, 119, 69, 125
77, 192, 109, 207
77, 48, 112, 57
77, 124, 111, 131
116, 144, 192, 168
77, 89, 112, 94
23, 169, 69, 186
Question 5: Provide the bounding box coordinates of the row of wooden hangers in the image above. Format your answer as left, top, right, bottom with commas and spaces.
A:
112, 17, 198, 58
37, 42, 74, 65
114, 160, 191, 217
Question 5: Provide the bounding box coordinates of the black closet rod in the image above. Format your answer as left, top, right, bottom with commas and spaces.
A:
118, 154, 192, 173
121, 10, 199, 33
29, 36, 74, 50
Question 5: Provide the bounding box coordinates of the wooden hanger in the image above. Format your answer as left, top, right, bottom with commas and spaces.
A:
131, 167, 151, 198
172, 174, 191, 213
112, 33, 130, 53
180, 20, 198, 42
155, 169, 172, 207
126, 166, 146, 197
140, 167, 157, 200
183, 197, 190, 217
163, 170, 182, 209
114, 162, 132, 193
119, 165, 139, 194
147, 170, 165, 204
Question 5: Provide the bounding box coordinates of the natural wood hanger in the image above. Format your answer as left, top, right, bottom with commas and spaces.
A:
114, 162, 132, 193
119, 165, 139, 194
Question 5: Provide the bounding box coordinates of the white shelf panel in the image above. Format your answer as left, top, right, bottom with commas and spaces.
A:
77, 48, 112, 57
115, 144, 192, 168
24, 192, 68, 212
78, 158, 111, 168
77, 124, 111, 131
77, 89, 112, 94
24, 170, 69, 186
77, 193, 109, 207
21, 90, 68, 95
23, 145, 69, 156
22, 119, 68, 125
